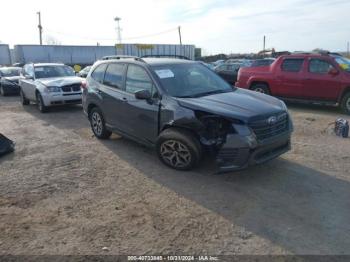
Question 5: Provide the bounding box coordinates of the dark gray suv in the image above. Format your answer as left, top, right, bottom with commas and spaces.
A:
82, 57, 293, 172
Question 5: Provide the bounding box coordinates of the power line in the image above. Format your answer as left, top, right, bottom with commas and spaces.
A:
45, 27, 179, 42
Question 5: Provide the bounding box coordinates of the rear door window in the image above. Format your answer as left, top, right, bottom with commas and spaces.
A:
309, 59, 334, 74
91, 64, 107, 83
281, 59, 304, 72
103, 63, 125, 89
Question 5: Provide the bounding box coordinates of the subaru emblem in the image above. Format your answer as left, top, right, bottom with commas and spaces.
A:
267, 116, 277, 125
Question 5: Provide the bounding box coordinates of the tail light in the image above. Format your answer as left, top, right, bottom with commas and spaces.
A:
81, 80, 87, 89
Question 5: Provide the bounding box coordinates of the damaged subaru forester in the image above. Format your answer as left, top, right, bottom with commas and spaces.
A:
82, 57, 293, 172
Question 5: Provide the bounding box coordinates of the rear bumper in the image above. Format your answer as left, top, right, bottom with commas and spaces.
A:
41, 92, 82, 106
216, 131, 292, 172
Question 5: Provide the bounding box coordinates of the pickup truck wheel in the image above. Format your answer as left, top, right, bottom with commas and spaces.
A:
89, 107, 112, 139
340, 92, 350, 115
20, 89, 30, 105
251, 84, 270, 95
36, 92, 48, 113
156, 128, 202, 171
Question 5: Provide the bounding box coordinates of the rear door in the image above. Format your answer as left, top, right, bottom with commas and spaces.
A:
275, 58, 304, 98
302, 58, 342, 101
98, 63, 128, 132
120, 64, 160, 144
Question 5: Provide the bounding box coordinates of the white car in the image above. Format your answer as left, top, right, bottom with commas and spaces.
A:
19, 63, 83, 112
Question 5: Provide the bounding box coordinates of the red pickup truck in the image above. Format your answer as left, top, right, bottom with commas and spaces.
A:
236, 53, 350, 114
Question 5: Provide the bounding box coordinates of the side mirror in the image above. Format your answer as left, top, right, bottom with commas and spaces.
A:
328, 68, 339, 76
25, 74, 34, 80
135, 89, 152, 100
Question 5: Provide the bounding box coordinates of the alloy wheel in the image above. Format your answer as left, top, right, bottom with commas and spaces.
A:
91, 112, 103, 136
160, 140, 192, 168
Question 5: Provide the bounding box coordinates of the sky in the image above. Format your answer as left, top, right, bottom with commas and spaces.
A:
1, 0, 349, 55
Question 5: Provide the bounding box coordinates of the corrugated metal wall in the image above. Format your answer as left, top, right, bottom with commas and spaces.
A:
14, 45, 116, 65
13, 44, 195, 65
0, 44, 12, 65
116, 44, 195, 60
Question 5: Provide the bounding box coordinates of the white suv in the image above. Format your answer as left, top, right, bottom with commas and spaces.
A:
19, 63, 83, 112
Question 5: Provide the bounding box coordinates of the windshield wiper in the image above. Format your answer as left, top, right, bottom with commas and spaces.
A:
191, 89, 232, 98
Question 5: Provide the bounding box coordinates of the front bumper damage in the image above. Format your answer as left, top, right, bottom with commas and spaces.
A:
215, 123, 292, 172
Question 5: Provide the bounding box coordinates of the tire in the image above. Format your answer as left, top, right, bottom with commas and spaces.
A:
340, 92, 350, 115
89, 107, 112, 139
36, 92, 48, 113
0, 85, 6, 96
156, 128, 202, 171
20, 89, 30, 105
251, 83, 270, 95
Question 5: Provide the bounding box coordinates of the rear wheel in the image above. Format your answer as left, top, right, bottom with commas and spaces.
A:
20, 89, 30, 105
156, 128, 202, 171
36, 92, 48, 113
340, 92, 350, 115
89, 107, 112, 139
251, 83, 270, 95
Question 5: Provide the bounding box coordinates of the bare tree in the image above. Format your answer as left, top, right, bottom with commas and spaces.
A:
45, 35, 61, 45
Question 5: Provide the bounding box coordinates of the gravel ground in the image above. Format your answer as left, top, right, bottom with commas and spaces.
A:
0, 95, 350, 255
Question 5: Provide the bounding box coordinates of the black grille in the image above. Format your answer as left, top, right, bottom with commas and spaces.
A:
249, 113, 289, 141
61, 84, 81, 92
217, 148, 239, 162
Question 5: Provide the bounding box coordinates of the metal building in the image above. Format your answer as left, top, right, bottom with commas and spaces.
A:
13, 44, 195, 66
0, 44, 11, 65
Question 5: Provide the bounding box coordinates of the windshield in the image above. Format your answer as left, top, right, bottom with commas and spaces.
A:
152, 63, 233, 98
0, 68, 21, 77
334, 56, 350, 72
34, 65, 75, 79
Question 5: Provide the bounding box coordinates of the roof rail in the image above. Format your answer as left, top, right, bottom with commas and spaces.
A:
141, 55, 191, 60
101, 55, 146, 63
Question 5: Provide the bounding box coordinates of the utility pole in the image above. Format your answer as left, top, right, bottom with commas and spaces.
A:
263, 35, 266, 52
37, 11, 43, 45
178, 26, 182, 46
114, 17, 122, 44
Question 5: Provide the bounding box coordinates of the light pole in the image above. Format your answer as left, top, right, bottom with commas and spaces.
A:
37, 11, 43, 45
114, 17, 122, 44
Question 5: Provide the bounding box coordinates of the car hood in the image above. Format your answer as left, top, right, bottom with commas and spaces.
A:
2, 76, 20, 82
37, 76, 83, 87
176, 88, 285, 122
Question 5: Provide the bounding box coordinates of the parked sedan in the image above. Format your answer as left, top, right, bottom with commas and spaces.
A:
77, 66, 92, 78
19, 63, 83, 113
0, 67, 21, 96
214, 63, 241, 85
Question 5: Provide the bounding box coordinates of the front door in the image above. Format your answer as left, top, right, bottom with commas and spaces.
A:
121, 64, 159, 144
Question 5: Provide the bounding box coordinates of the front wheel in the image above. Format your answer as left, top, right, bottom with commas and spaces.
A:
340, 92, 350, 115
89, 107, 112, 139
36, 92, 48, 113
20, 89, 30, 105
156, 128, 202, 171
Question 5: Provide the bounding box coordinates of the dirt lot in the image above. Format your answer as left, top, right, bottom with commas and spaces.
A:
0, 95, 350, 255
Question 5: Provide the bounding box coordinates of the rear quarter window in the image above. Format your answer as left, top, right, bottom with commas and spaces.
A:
281, 59, 304, 72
